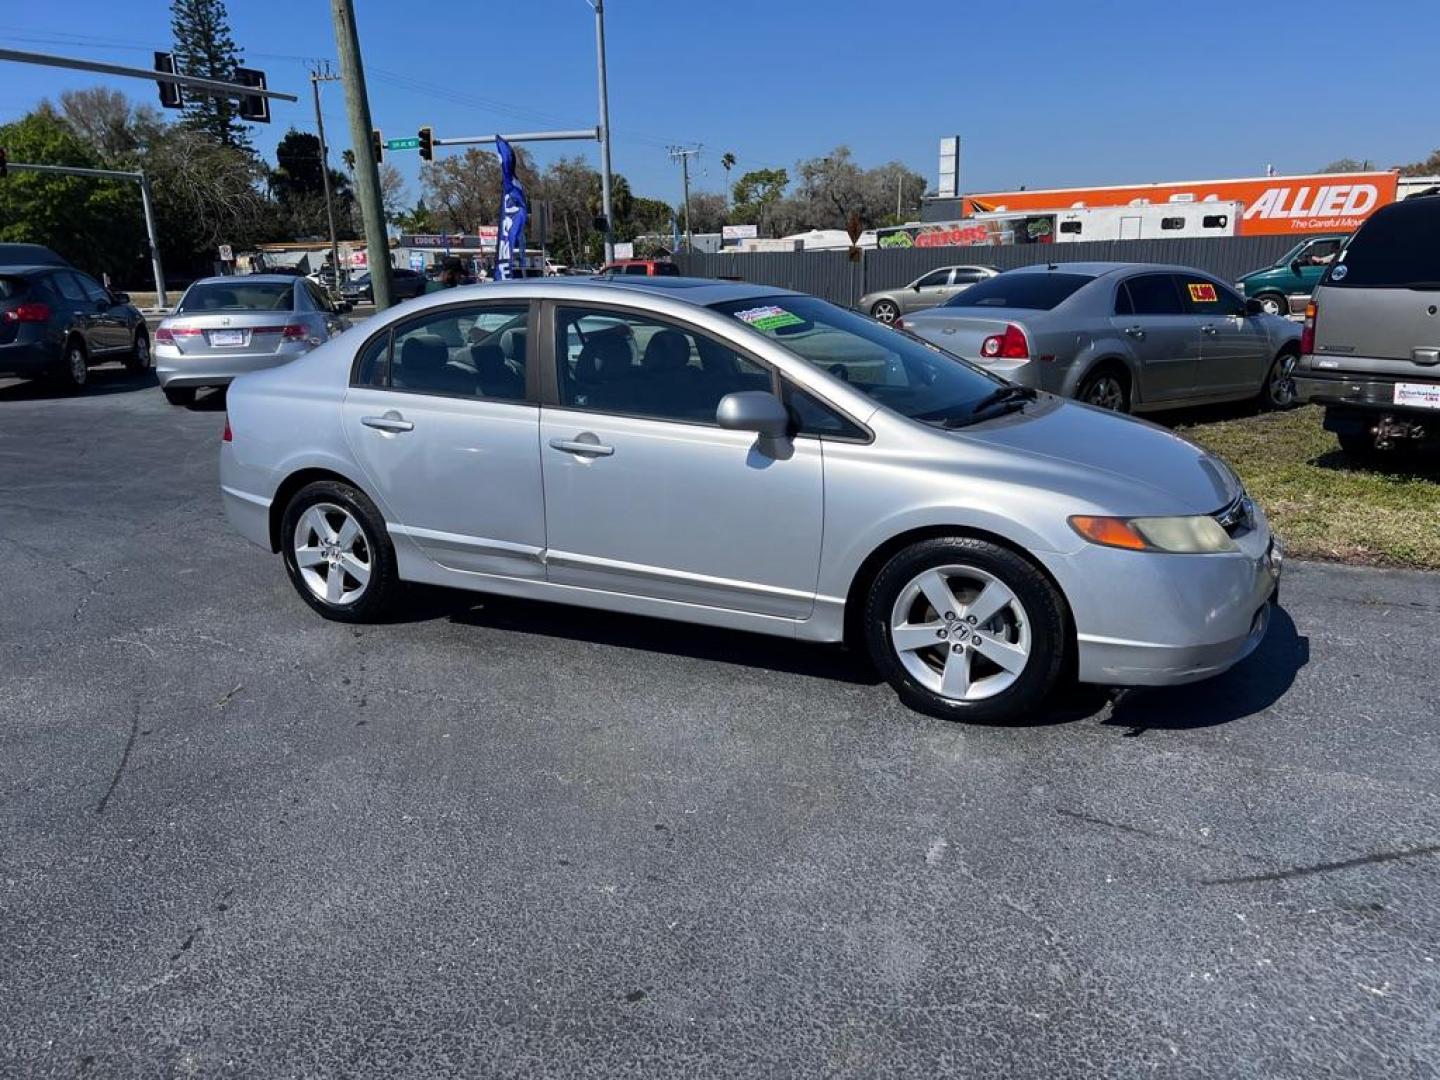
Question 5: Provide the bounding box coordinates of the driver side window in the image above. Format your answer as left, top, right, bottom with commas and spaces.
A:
916, 269, 952, 289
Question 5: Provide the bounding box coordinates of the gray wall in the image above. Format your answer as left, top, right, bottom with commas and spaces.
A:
675, 235, 1299, 308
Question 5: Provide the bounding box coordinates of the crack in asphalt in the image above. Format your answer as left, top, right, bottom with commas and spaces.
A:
95, 699, 141, 815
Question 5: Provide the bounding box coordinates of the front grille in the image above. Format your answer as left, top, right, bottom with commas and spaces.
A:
1212, 492, 1255, 538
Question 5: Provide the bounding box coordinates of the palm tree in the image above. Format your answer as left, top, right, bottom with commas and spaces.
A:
720, 152, 737, 206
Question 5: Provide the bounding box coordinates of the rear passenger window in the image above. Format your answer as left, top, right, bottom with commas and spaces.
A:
52, 273, 86, 302
1328, 201, 1440, 288
555, 305, 771, 424
364, 304, 529, 401
1124, 274, 1185, 315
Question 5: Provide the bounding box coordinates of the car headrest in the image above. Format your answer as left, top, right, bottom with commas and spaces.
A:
500, 327, 527, 361
399, 334, 450, 376
695, 335, 739, 377
575, 335, 631, 383
643, 329, 690, 373
470, 343, 508, 379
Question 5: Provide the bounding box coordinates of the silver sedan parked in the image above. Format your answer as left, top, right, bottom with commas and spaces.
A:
858, 265, 999, 324
898, 263, 1302, 413
220, 277, 1280, 724
155, 275, 351, 406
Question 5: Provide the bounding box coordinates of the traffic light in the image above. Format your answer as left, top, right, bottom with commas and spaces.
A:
154, 51, 184, 110
235, 67, 270, 123
371, 129, 384, 164
418, 126, 433, 162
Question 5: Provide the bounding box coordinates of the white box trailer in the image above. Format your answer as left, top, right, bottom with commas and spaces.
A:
971, 200, 1244, 243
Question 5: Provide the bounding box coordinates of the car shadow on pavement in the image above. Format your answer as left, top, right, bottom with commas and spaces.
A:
1309, 447, 1440, 480
0, 365, 156, 401
403, 586, 883, 685
1099, 605, 1309, 734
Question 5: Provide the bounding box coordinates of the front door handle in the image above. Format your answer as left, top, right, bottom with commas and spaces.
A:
361, 412, 414, 433
549, 435, 614, 457
1123, 325, 1146, 340
1201, 325, 1219, 336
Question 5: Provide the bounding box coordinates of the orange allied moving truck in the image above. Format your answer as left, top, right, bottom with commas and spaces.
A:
963, 170, 1400, 236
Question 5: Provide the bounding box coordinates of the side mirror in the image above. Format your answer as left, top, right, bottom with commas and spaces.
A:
1244, 297, 1266, 316
1289, 259, 1303, 273
716, 390, 790, 440
912, 282, 923, 291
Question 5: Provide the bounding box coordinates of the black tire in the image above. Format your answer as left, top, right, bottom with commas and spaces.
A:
279, 480, 400, 623
56, 338, 89, 392
162, 386, 196, 407
871, 299, 900, 324
1077, 364, 1130, 413
863, 537, 1067, 724
1255, 293, 1289, 318
124, 331, 151, 373
1260, 350, 1298, 411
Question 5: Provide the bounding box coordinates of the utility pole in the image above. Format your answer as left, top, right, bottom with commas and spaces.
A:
329, 0, 392, 309
309, 62, 345, 291
591, 0, 615, 264
668, 145, 701, 252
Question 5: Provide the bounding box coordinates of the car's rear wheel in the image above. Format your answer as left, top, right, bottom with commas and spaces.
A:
124, 331, 151, 373
871, 299, 900, 324
162, 386, 196, 406
280, 480, 399, 622
1077, 365, 1129, 412
1256, 293, 1288, 317
864, 537, 1067, 724
56, 339, 88, 392
1261, 350, 1298, 410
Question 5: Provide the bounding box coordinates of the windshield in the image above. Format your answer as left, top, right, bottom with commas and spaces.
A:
711, 294, 1007, 423
179, 281, 295, 313
942, 272, 1092, 310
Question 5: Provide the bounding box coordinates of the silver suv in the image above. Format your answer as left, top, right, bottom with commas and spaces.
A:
1295, 196, 1440, 453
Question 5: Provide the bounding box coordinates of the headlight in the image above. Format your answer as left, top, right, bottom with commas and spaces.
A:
1069, 514, 1237, 554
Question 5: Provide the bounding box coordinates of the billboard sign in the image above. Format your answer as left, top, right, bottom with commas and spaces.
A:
877, 219, 1013, 249
721, 223, 759, 242
962, 171, 1399, 235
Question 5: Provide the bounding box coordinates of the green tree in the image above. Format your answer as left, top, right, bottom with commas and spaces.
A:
393, 199, 436, 234
170, 0, 250, 149
731, 167, 788, 209
0, 111, 142, 280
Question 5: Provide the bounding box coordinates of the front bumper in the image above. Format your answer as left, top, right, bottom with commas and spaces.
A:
1042, 511, 1283, 687
155, 345, 306, 389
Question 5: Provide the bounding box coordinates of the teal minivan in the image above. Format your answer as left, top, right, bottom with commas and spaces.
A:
1235, 234, 1348, 316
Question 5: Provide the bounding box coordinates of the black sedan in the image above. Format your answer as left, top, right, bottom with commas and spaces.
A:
339, 267, 428, 303
0, 265, 151, 391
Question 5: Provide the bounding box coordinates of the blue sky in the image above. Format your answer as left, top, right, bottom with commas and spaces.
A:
2, 0, 1435, 212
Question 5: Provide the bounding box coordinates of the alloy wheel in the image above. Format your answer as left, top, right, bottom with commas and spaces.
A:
292, 502, 372, 605
1084, 375, 1125, 411
872, 301, 899, 324
67, 346, 88, 386
1269, 354, 1297, 407
1260, 296, 1285, 316
889, 564, 1032, 702
134, 335, 151, 369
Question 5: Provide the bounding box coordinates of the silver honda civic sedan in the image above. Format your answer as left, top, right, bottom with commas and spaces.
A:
219, 276, 1281, 724
155, 274, 351, 406
898, 263, 1302, 413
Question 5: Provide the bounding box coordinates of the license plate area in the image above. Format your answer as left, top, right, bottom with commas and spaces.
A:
209, 329, 248, 347
1394, 382, 1440, 410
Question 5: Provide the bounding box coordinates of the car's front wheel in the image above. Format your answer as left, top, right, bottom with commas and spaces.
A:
864, 537, 1067, 723
280, 480, 400, 622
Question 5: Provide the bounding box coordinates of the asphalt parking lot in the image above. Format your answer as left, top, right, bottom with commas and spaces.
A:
3, 365, 1439, 1078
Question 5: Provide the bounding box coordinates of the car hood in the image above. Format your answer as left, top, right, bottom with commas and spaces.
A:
950, 396, 1240, 515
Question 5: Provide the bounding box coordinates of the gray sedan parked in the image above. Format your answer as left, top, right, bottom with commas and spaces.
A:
858, 265, 999, 324
899, 263, 1302, 413
220, 277, 1280, 726
155, 275, 351, 406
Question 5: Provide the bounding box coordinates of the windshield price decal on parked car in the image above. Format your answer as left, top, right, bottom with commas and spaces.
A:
734, 304, 805, 332
1187, 282, 1219, 302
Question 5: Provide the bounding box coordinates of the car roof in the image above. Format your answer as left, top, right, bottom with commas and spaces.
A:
189, 274, 299, 286
437, 275, 796, 306
0, 264, 63, 277
999, 261, 1221, 278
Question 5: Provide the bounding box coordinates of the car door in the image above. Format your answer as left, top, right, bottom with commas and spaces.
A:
1184, 275, 1271, 398
538, 301, 823, 619
340, 299, 546, 578
73, 273, 128, 352
1111, 273, 1202, 403
904, 268, 955, 313
49, 271, 93, 349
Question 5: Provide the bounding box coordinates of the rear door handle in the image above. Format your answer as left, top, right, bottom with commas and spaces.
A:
1201, 325, 1219, 336
361, 412, 414, 433
549, 436, 614, 457
1123, 326, 1145, 340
